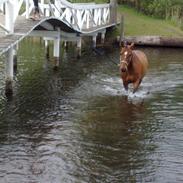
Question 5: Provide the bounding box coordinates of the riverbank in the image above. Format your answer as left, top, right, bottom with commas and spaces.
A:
117, 5, 183, 47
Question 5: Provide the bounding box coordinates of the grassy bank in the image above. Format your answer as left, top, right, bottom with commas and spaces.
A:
118, 5, 183, 37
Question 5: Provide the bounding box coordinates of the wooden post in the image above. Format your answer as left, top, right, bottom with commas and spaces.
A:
76, 37, 82, 59
119, 14, 124, 46
5, 47, 14, 96
25, 0, 30, 19
54, 0, 60, 17
5, 1, 14, 34
0, 3, 3, 13
110, 0, 117, 24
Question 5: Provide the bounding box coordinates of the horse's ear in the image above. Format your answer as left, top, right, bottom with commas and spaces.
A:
120, 41, 127, 50
129, 42, 135, 49
120, 41, 127, 48
124, 41, 128, 48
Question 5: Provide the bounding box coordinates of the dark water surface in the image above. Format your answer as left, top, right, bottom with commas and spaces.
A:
0, 38, 183, 183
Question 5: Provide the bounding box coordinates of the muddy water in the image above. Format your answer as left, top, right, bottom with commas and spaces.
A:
0, 39, 183, 183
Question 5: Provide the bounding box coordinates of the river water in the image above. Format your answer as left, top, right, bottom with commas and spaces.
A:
0, 38, 183, 183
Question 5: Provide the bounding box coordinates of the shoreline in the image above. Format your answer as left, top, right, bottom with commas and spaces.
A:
117, 6, 183, 48
120, 36, 183, 48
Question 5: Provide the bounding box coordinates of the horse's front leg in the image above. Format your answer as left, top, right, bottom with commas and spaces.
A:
133, 79, 141, 93
123, 81, 128, 91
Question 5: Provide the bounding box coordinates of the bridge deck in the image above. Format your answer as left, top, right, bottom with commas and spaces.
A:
0, 15, 43, 55
0, 14, 117, 55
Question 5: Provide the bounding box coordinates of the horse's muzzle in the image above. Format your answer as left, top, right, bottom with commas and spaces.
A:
121, 68, 127, 73
120, 60, 128, 73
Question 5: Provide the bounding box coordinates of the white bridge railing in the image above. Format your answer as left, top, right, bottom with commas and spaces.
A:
0, 0, 116, 34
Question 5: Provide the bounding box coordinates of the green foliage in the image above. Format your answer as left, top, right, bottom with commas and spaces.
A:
118, 5, 183, 36
118, 0, 183, 30
170, 0, 183, 6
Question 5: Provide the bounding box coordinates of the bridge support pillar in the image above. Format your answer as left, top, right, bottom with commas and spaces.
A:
13, 46, 18, 73
5, 47, 14, 96
101, 30, 106, 44
44, 39, 50, 59
92, 34, 97, 48
53, 36, 60, 69
76, 37, 82, 59
64, 41, 68, 51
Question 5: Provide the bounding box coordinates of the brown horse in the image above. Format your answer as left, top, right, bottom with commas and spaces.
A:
119, 43, 148, 93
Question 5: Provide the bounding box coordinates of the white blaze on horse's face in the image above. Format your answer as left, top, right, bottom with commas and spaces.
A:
123, 51, 128, 61
120, 50, 129, 73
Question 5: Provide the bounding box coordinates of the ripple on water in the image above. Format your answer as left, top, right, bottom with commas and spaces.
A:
0, 45, 183, 183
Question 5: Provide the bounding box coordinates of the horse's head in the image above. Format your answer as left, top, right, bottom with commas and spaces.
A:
119, 42, 134, 73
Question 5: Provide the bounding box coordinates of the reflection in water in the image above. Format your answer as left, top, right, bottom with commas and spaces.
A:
77, 96, 156, 182
0, 38, 183, 183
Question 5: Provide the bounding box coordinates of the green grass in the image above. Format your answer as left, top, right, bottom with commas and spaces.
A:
118, 5, 183, 37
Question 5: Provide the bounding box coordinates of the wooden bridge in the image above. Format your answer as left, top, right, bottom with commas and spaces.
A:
0, 0, 117, 95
